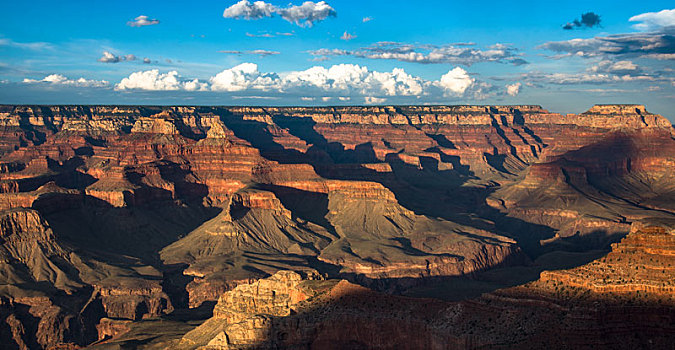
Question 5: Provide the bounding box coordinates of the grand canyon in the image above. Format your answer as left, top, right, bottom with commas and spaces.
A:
0, 104, 673, 349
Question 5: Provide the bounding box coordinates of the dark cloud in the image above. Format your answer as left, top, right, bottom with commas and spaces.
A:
563, 12, 601, 30
540, 26, 675, 59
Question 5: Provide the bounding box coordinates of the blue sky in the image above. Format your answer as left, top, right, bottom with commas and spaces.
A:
0, 0, 673, 119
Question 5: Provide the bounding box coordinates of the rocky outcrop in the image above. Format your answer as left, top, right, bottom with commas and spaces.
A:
537, 219, 675, 297
95, 318, 132, 342
94, 279, 173, 321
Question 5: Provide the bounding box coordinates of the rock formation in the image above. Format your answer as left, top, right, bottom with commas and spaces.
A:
0, 104, 673, 349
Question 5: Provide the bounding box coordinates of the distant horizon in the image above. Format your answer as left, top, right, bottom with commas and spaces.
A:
0, 102, 671, 121
1, 1, 673, 120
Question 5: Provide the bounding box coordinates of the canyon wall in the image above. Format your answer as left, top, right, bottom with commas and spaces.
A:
0, 104, 673, 348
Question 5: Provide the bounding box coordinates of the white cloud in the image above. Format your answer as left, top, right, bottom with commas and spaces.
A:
362, 16, 372, 23
340, 31, 356, 41
282, 64, 425, 96
277, 1, 336, 27
184, 79, 209, 91
143, 58, 151, 64
0, 38, 52, 50
589, 60, 640, 74
127, 15, 160, 27
629, 8, 675, 31
506, 82, 521, 96
23, 74, 108, 87
98, 51, 136, 63
309, 42, 527, 66
223, 0, 336, 27
244, 31, 294, 38
641, 53, 675, 60
115, 70, 206, 91
436, 67, 474, 95
364, 96, 386, 104
112, 63, 490, 101
521, 72, 658, 84
248, 49, 280, 56
223, 0, 276, 19
210, 63, 279, 91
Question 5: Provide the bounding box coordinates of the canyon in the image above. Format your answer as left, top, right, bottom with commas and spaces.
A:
0, 104, 672, 349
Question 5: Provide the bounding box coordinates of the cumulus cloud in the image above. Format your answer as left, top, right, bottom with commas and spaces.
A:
362, 16, 372, 23
208, 63, 426, 96
223, 1, 336, 27
23, 74, 108, 87
98, 51, 137, 63
143, 58, 151, 64
563, 12, 601, 30
283, 64, 425, 96
210, 63, 280, 91
112, 64, 497, 101
309, 42, 527, 66
277, 1, 336, 27
127, 15, 160, 27
223, 0, 276, 19
436, 67, 474, 95
115, 70, 207, 91
506, 82, 521, 96
629, 8, 675, 31
340, 31, 356, 41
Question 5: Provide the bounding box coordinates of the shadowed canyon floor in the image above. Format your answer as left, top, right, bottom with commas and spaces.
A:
0, 104, 673, 349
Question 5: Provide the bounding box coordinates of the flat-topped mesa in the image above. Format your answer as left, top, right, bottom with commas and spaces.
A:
273, 179, 397, 201
521, 104, 671, 129
579, 104, 671, 129
585, 104, 650, 115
